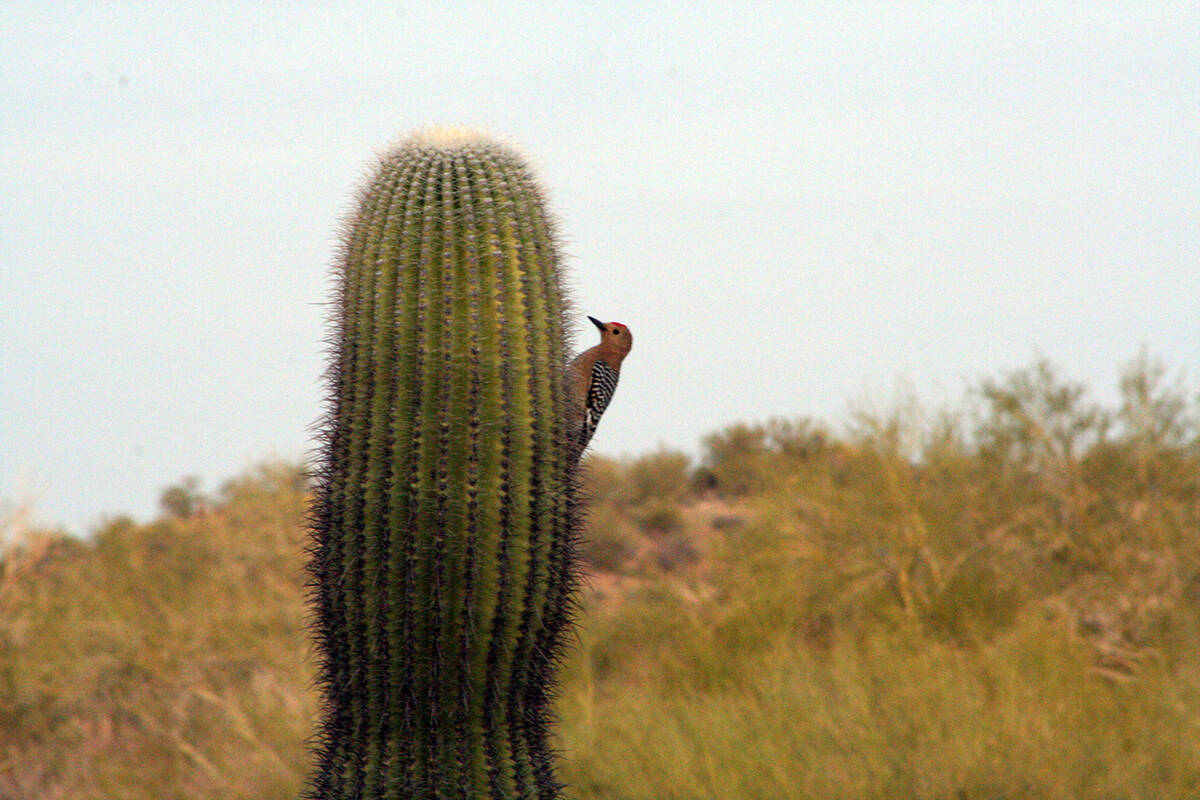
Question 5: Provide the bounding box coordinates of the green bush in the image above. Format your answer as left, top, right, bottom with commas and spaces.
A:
627, 448, 691, 504
158, 475, 206, 519
635, 499, 684, 537
580, 504, 640, 573
701, 417, 830, 496
580, 455, 635, 506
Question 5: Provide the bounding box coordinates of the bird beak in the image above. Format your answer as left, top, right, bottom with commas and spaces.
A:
587, 315, 605, 332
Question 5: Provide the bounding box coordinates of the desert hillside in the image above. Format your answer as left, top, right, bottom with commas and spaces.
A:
3, 357, 1199, 799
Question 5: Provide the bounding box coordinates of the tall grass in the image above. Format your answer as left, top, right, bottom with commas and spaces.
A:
558, 597, 1200, 799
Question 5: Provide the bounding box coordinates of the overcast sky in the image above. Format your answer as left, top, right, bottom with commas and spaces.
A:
3, 3, 1198, 535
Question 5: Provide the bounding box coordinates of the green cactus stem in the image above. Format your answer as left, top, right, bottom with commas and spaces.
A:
306, 127, 580, 800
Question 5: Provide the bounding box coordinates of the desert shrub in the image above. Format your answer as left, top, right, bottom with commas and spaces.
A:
580, 454, 635, 506
653, 532, 699, 572
701, 417, 829, 496
581, 504, 641, 573
158, 476, 206, 519
0, 463, 313, 800
581, 451, 697, 576
627, 448, 691, 504
709, 513, 745, 531
635, 500, 684, 537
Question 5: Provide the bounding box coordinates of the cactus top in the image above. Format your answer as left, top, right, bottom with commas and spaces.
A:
406, 124, 493, 149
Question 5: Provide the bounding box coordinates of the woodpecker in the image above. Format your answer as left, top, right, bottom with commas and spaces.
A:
568, 315, 633, 454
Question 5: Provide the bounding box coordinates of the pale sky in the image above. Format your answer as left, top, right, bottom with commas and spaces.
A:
3, 3, 1198, 535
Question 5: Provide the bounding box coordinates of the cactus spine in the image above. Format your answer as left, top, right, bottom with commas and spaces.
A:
307, 129, 579, 800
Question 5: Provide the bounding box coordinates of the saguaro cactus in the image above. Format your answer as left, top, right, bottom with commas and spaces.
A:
306, 128, 579, 800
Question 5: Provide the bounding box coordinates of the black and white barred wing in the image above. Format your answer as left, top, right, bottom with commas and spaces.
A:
581, 359, 620, 448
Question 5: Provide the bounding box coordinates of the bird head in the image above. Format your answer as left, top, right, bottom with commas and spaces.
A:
589, 315, 633, 356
